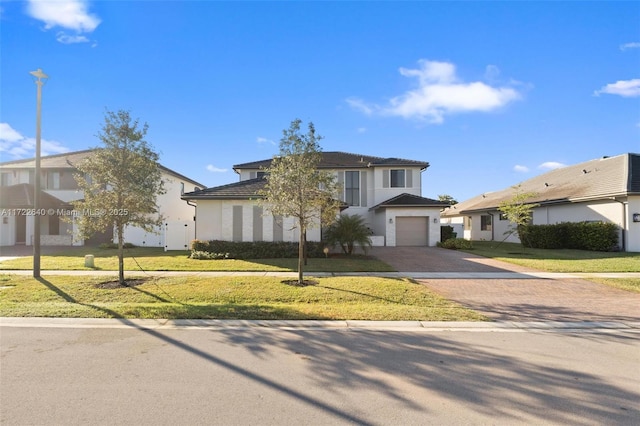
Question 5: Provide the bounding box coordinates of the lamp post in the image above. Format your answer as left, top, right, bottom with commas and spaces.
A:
30, 68, 48, 278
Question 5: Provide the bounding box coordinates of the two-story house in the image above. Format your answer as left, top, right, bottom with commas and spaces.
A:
0, 149, 204, 249
182, 152, 449, 247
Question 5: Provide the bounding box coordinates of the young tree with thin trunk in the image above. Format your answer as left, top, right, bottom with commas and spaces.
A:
497, 185, 539, 249
259, 119, 341, 284
71, 109, 165, 285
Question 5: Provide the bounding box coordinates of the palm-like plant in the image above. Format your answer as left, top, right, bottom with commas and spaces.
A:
324, 214, 372, 255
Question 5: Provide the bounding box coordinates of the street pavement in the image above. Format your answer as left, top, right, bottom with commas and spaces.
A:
1, 320, 639, 425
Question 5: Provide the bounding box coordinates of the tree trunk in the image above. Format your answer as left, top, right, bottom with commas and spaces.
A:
117, 223, 125, 285
303, 231, 308, 266
298, 227, 304, 285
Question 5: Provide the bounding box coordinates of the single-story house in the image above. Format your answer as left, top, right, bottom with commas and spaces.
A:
182, 151, 449, 246
440, 153, 640, 252
0, 149, 204, 250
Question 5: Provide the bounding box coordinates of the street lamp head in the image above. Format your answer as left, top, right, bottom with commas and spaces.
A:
29, 68, 49, 81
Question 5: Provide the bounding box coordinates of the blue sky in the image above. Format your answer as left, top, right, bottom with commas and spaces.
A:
1, 0, 638, 201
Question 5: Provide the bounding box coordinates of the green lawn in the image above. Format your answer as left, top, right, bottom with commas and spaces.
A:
0, 247, 394, 272
462, 241, 640, 273
0, 274, 486, 321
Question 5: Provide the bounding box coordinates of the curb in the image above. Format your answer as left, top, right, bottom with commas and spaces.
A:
1, 317, 639, 331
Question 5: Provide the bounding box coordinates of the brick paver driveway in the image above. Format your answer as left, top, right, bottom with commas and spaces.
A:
369, 247, 640, 322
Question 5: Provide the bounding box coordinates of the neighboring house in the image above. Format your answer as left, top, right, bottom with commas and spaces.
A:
441, 153, 640, 252
182, 152, 449, 247
0, 149, 204, 250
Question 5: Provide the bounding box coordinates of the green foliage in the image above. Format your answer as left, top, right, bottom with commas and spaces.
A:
440, 225, 455, 242
71, 109, 165, 284
437, 238, 474, 250
497, 185, 539, 244
323, 214, 373, 255
520, 222, 619, 251
190, 240, 326, 259
437, 194, 458, 205
258, 119, 341, 283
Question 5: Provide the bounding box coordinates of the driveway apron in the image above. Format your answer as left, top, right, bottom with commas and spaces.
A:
369, 247, 640, 322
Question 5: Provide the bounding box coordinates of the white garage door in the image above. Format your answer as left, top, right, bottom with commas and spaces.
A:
396, 217, 428, 246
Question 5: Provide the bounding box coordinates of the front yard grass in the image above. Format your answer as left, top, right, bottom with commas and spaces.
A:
0, 274, 486, 321
0, 247, 394, 273
462, 241, 640, 273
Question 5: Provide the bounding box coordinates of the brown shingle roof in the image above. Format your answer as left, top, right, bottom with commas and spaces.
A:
181, 177, 266, 200
442, 153, 639, 216
0, 184, 71, 209
233, 151, 429, 171
370, 193, 450, 211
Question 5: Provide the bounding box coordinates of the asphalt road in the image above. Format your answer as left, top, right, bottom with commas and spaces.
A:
1, 322, 639, 425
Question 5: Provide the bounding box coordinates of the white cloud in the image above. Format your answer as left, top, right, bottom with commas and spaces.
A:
0, 123, 69, 159
538, 161, 566, 170
594, 79, 640, 97
513, 165, 529, 173
356, 127, 367, 134
206, 164, 227, 173
348, 60, 521, 123
56, 32, 89, 44
620, 42, 640, 51
256, 137, 275, 145
26, 0, 100, 44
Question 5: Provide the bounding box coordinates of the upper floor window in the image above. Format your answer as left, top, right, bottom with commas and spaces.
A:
257, 171, 266, 179
345, 171, 360, 206
390, 169, 405, 188
46, 172, 60, 189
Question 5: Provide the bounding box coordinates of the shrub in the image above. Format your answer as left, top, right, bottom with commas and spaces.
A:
440, 225, 454, 242
190, 240, 326, 259
323, 214, 372, 255
520, 222, 619, 251
437, 238, 473, 250
189, 251, 229, 260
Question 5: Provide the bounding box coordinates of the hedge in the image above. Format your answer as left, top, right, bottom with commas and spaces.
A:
519, 222, 619, 251
190, 240, 326, 259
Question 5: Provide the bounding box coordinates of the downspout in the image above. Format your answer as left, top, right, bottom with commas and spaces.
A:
612, 198, 627, 251
186, 199, 197, 245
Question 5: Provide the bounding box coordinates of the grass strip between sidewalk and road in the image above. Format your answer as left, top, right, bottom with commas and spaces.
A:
0, 274, 487, 321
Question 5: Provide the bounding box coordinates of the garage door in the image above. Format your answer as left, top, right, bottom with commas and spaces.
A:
396, 217, 428, 246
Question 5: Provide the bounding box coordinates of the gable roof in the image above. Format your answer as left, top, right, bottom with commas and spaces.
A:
182, 177, 266, 200
0, 149, 206, 188
442, 153, 639, 216
370, 193, 450, 211
0, 183, 71, 209
233, 151, 429, 172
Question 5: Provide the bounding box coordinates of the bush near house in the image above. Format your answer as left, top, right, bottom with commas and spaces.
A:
440, 225, 455, 242
191, 240, 326, 259
519, 222, 619, 251
437, 238, 473, 250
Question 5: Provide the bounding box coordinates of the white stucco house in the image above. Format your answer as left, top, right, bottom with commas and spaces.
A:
0, 149, 204, 250
182, 152, 449, 247
440, 153, 640, 252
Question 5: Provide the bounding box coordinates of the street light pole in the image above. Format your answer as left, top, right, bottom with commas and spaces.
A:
30, 68, 48, 279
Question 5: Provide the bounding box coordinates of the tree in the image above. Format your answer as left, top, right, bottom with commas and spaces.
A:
258, 119, 341, 284
324, 214, 372, 255
71, 110, 165, 285
497, 185, 539, 248
438, 194, 458, 205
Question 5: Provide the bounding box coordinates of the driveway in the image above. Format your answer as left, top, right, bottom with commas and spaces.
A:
369, 246, 640, 323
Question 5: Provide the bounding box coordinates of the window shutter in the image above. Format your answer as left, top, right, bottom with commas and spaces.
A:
337, 171, 345, 201
382, 170, 389, 188
249, 171, 257, 179
406, 169, 412, 188
360, 171, 367, 207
